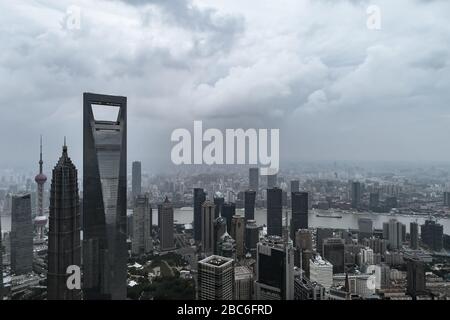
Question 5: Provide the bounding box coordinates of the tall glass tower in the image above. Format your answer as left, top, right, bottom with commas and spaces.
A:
83, 93, 127, 300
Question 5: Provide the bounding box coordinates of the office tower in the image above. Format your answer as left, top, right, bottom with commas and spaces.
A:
444, 192, 450, 207
245, 220, 259, 256
358, 218, 373, 241
421, 219, 443, 251
255, 235, 294, 300
351, 181, 361, 209
83, 92, 127, 300
234, 266, 253, 300
221, 202, 235, 233
290, 192, 308, 240
201, 201, 215, 256
323, 238, 345, 274
385, 196, 398, 210
218, 233, 236, 259
369, 192, 379, 211
244, 190, 256, 222
214, 217, 227, 255
132, 195, 152, 255
158, 197, 174, 251
47, 143, 82, 300
309, 255, 333, 290
249, 168, 259, 191
193, 188, 206, 242
11, 194, 33, 275
294, 229, 313, 276
410, 222, 419, 250
387, 219, 404, 250
267, 174, 277, 189
407, 258, 426, 299
316, 228, 334, 255
290, 180, 300, 193
231, 215, 245, 259
382, 222, 389, 240
357, 247, 374, 267
131, 161, 141, 199
34, 136, 47, 241
267, 188, 282, 237
213, 195, 224, 219
198, 255, 234, 300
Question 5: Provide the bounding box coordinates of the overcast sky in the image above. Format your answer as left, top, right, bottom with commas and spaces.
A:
1, 0, 449, 175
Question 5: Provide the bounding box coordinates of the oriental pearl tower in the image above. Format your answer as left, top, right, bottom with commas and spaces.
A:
34, 135, 48, 242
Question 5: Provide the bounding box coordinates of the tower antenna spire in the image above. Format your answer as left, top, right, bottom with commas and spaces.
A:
39, 134, 43, 174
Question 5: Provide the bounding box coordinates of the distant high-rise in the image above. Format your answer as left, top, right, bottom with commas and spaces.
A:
351, 181, 361, 209
316, 228, 334, 255
131, 161, 142, 199
198, 255, 234, 300
244, 190, 256, 222
267, 188, 282, 237
132, 195, 152, 255
323, 238, 345, 274
158, 197, 174, 251
231, 215, 245, 259
421, 219, 443, 252
249, 168, 259, 191
11, 194, 33, 275
295, 229, 313, 277
213, 195, 224, 219
407, 258, 426, 299
245, 220, 259, 257
444, 192, 450, 207
410, 222, 419, 250
358, 218, 373, 241
234, 266, 253, 300
214, 217, 227, 255
255, 235, 294, 300
34, 135, 47, 240
47, 142, 81, 300
221, 202, 236, 233
291, 192, 308, 240
290, 180, 300, 193
194, 188, 206, 242
369, 192, 379, 211
83, 92, 127, 300
0, 217, 3, 300
267, 174, 277, 189
387, 219, 404, 250
201, 201, 215, 256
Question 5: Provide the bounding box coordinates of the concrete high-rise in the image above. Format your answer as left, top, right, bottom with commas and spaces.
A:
245, 220, 259, 257
369, 192, 379, 211
249, 168, 259, 191
47, 143, 81, 300
387, 219, 404, 250
421, 219, 443, 252
410, 222, 419, 250
132, 195, 152, 255
221, 202, 236, 233
358, 218, 373, 241
131, 161, 141, 199
231, 215, 245, 259
290, 180, 300, 193
244, 190, 256, 222
198, 255, 234, 300
11, 194, 33, 275
194, 188, 206, 242
351, 181, 361, 209
255, 235, 294, 300
267, 174, 277, 189
201, 201, 215, 256
267, 188, 282, 237
291, 192, 308, 240
407, 258, 426, 299
83, 92, 127, 300
234, 266, 253, 300
214, 217, 227, 255
323, 238, 345, 274
158, 197, 174, 251
213, 195, 224, 219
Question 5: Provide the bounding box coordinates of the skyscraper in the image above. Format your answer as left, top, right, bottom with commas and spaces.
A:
369, 192, 379, 211
214, 217, 227, 255
131, 161, 142, 199
231, 215, 245, 259
194, 188, 206, 242
316, 228, 334, 255
255, 235, 294, 300
410, 222, 419, 250
421, 219, 443, 251
158, 197, 174, 251
267, 174, 277, 189
221, 202, 236, 233
11, 194, 33, 275
358, 218, 373, 241
291, 192, 308, 240
290, 180, 300, 193
295, 229, 313, 277
267, 188, 282, 237
249, 168, 259, 191
444, 192, 450, 207
351, 181, 361, 209
34, 135, 47, 241
406, 258, 426, 299
387, 219, 404, 250
198, 255, 234, 300
47, 142, 81, 300
323, 238, 345, 274
234, 266, 253, 300
245, 220, 259, 257
132, 195, 152, 255
244, 190, 256, 222
213, 195, 224, 219
83, 92, 127, 300
201, 201, 215, 256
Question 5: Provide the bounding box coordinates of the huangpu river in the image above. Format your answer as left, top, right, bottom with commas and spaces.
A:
2, 208, 449, 234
